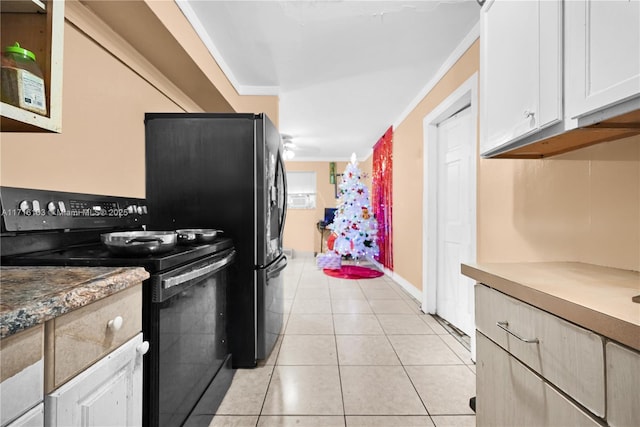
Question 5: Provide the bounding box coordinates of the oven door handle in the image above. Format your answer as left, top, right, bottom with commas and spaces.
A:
162, 250, 235, 290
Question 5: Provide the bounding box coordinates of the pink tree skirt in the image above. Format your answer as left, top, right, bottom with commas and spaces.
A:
323, 265, 383, 279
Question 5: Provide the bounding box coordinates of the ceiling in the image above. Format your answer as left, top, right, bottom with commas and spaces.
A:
177, 0, 480, 161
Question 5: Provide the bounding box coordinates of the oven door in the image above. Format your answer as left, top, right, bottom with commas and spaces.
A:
145, 249, 235, 427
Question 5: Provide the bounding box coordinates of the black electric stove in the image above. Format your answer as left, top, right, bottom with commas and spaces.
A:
3, 238, 233, 273
1, 187, 236, 427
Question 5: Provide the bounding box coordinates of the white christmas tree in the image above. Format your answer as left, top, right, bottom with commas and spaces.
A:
329, 153, 379, 259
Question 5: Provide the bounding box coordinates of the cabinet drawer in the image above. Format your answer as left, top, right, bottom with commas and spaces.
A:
607, 341, 640, 427
0, 326, 43, 426
475, 284, 605, 416
49, 285, 141, 390
476, 332, 601, 427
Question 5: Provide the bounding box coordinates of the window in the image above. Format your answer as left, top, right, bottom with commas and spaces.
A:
286, 171, 316, 209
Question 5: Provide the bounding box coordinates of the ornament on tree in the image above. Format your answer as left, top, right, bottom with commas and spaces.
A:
328, 153, 379, 260
327, 233, 337, 251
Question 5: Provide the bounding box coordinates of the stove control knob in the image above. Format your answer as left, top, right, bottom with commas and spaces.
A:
126, 205, 136, 215
136, 206, 143, 215
47, 202, 58, 215
140, 205, 148, 215
32, 200, 41, 214
107, 316, 124, 332
18, 200, 32, 215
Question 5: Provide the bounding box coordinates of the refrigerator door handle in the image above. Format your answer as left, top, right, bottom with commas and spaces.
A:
266, 255, 288, 280
277, 152, 287, 237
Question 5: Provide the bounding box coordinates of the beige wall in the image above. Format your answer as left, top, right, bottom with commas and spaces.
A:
283, 157, 373, 254
143, 0, 279, 124
0, 3, 278, 197
394, 38, 640, 294
478, 135, 640, 271
1, 24, 176, 196
393, 40, 481, 289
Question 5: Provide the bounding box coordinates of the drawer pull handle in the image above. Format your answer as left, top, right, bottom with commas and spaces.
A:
107, 316, 124, 332
496, 321, 539, 344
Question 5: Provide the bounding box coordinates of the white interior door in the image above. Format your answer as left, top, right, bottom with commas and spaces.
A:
435, 106, 475, 337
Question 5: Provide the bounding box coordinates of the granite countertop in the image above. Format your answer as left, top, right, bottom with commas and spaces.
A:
462, 262, 640, 351
0, 266, 149, 339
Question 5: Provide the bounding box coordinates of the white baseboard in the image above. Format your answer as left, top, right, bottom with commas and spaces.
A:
283, 249, 317, 259
296, 250, 316, 259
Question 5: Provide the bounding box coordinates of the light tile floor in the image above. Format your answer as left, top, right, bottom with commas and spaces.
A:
210, 256, 476, 427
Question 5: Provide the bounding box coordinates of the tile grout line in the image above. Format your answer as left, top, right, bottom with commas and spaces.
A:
377, 303, 435, 422
328, 291, 349, 425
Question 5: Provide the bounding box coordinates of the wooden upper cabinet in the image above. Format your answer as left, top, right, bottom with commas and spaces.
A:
1, 0, 64, 132
480, 0, 562, 156
565, 0, 640, 120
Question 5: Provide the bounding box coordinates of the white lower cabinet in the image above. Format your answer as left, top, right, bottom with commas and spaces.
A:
475, 282, 640, 427
475, 284, 605, 416
476, 333, 601, 427
606, 341, 640, 427
45, 333, 144, 427
0, 326, 44, 427
7, 404, 44, 427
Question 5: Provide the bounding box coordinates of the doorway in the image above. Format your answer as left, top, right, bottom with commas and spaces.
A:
422, 74, 477, 356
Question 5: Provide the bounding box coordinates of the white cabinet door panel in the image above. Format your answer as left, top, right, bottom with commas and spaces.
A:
480, 0, 562, 155
566, 0, 640, 118
481, 0, 538, 151
607, 341, 640, 427
0, 326, 44, 426
7, 403, 44, 427
46, 334, 143, 427
0, 360, 43, 426
538, 0, 563, 127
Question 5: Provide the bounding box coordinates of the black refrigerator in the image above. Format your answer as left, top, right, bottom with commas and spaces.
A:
145, 113, 288, 368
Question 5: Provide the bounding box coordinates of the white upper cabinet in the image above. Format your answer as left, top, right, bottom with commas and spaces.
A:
480, 0, 640, 159
565, 0, 640, 120
480, 0, 562, 155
